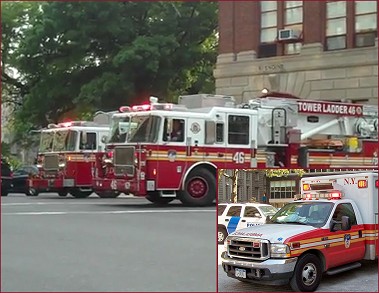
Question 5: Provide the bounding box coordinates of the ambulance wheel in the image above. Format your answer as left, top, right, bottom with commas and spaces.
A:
71, 189, 92, 198
58, 191, 68, 197
218, 226, 228, 244
97, 191, 120, 198
146, 192, 174, 205
290, 253, 322, 292
26, 188, 39, 196
178, 168, 215, 207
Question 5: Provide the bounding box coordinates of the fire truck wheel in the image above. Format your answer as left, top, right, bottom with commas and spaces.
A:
70, 189, 92, 198
58, 191, 68, 197
26, 188, 39, 196
179, 168, 215, 206
146, 192, 174, 205
290, 253, 322, 292
218, 226, 227, 244
97, 191, 120, 198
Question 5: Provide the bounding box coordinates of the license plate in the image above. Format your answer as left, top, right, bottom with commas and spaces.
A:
235, 268, 246, 278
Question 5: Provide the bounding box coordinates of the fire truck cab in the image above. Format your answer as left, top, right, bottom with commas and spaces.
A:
29, 120, 109, 198
221, 172, 378, 292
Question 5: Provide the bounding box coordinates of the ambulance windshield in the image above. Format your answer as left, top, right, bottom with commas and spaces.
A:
108, 115, 136, 143
128, 115, 161, 143
269, 202, 333, 228
39, 130, 78, 152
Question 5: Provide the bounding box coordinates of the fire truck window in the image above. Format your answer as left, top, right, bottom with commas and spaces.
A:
332, 203, 357, 228
165, 119, 184, 142
65, 131, 78, 151
244, 207, 261, 218
80, 132, 97, 150
228, 115, 249, 145
216, 123, 224, 143
226, 206, 242, 217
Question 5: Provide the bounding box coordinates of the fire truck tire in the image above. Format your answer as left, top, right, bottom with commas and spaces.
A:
58, 191, 68, 197
97, 191, 120, 198
218, 226, 228, 244
290, 253, 322, 292
70, 189, 92, 198
26, 188, 39, 196
178, 168, 215, 206
146, 192, 174, 205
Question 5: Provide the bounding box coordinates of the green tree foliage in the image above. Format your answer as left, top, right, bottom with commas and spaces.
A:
2, 1, 218, 136
265, 169, 306, 178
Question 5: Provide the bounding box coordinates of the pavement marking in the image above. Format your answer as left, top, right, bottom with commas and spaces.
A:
1, 202, 130, 206
2, 209, 215, 216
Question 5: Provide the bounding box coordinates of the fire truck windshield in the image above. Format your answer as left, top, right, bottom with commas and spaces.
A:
268, 202, 333, 228
109, 116, 133, 143
128, 115, 161, 143
39, 130, 78, 152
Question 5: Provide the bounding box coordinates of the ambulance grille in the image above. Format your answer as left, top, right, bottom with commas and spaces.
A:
114, 146, 135, 176
228, 237, 269, 261
43, 154, 59, 170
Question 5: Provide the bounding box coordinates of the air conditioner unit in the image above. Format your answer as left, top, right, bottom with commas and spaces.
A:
278, 29, 301, 41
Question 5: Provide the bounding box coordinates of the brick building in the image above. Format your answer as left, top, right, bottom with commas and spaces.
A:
215, 1, 378, 105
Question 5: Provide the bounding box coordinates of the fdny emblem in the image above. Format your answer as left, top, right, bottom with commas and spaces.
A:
344, 234, 351, 248
168, 150, 177, 162
190, 122, 201, 134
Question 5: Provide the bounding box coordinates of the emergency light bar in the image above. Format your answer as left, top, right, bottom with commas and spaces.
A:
302, 183, 334, 191
300, 190, 343, 200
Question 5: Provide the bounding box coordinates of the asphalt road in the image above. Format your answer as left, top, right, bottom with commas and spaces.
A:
218, 245, 378, 292
1, 193, 217, 292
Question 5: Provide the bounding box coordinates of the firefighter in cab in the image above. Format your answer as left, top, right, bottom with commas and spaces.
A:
170, 119, 184, 142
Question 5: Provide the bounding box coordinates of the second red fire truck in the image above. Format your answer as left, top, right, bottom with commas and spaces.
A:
29, 114, 111, 198
92, 93, 378, 206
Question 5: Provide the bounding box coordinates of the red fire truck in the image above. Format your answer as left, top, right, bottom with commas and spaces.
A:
29, 117, 110, 198
92, 94, 378, 206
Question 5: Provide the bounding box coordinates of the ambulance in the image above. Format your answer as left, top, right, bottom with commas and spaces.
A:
221, 171, 378, 292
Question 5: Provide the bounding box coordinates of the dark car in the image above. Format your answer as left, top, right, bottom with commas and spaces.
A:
1, 159, 13, 197
11, 165, 39, 196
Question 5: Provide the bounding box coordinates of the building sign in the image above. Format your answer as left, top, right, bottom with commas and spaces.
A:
258, 64, 284, 72
297, 101, 363, 117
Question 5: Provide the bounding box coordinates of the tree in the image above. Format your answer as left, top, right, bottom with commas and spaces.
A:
265, 169, 306, 178
1, 2, 218, 138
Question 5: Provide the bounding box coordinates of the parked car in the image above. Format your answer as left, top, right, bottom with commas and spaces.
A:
218, 202, 278, 244
11, 165, 39, 196
1, 158, 13, 197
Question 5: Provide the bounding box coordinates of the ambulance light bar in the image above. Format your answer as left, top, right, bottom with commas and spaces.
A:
302, 183, 334, 191
300, 190, 343, 200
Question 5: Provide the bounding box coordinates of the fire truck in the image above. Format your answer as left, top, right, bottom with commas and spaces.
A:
221, 171, 378, 292
29, 115, 111, 198
92, 93, 378, 206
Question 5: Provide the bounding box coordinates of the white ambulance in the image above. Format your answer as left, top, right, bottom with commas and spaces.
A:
221, 172, 378, 292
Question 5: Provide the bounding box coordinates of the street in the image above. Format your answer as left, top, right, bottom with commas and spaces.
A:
1, 193, 217, 292
218, 245, 378, 292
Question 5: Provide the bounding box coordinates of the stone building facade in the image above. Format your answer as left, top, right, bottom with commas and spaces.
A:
215, 1, 378, 105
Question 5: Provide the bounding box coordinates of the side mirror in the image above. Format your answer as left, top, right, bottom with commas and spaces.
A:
101, 135, 108, 143
341, 216, 351, 231
266, 216, 271, 223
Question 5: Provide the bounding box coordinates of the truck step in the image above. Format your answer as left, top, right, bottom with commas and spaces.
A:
326, 262, 361, 276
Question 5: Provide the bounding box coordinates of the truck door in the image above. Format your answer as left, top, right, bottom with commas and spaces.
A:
156, 117, 188, 189
240, 205, 265, 229
224, 205, 242, 234
326, 203, 365, 268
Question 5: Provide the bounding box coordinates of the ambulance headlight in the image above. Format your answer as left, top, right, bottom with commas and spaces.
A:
270, 244, 290, 258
